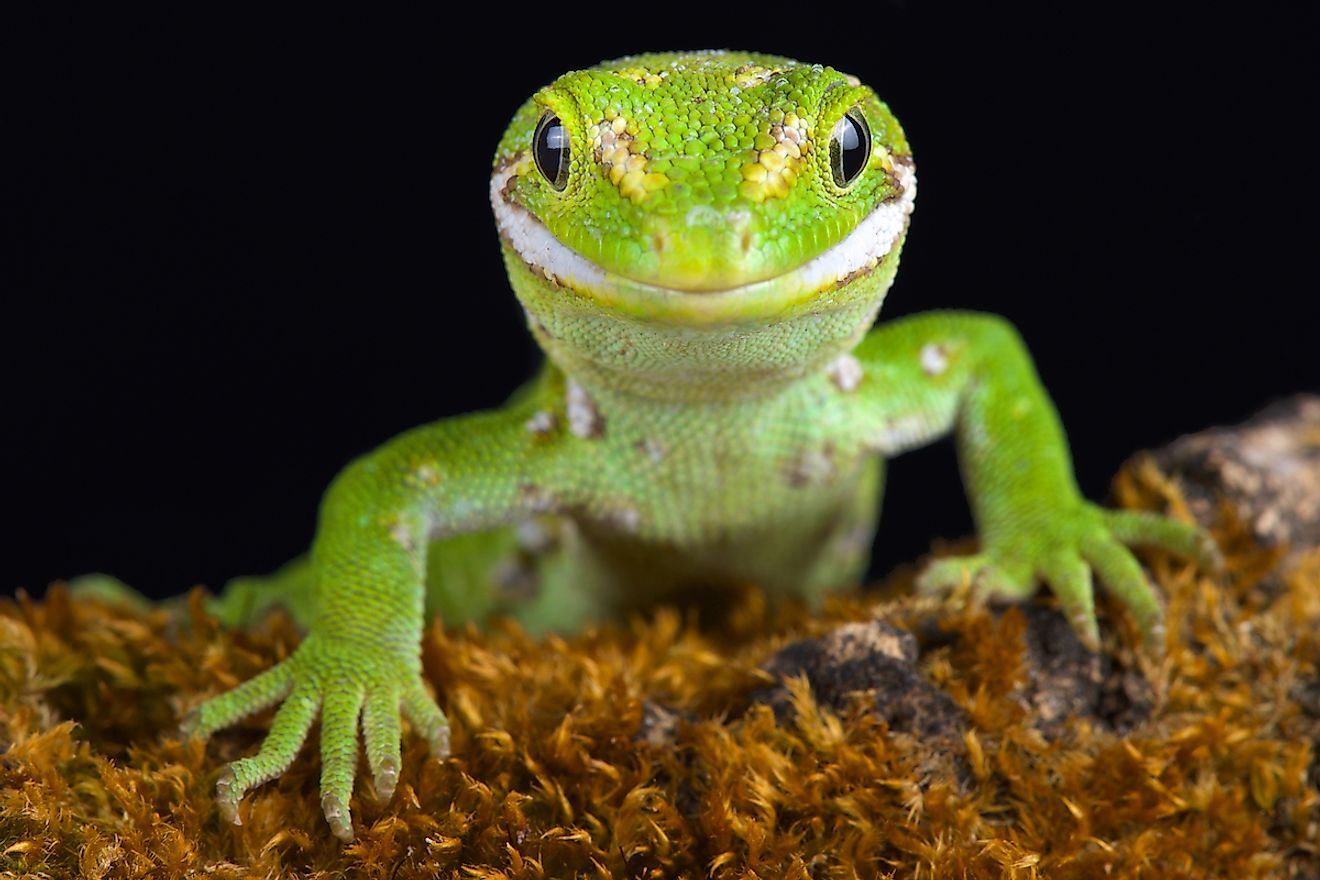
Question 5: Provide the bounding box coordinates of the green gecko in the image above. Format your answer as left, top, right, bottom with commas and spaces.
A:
82, 50, 1217, 841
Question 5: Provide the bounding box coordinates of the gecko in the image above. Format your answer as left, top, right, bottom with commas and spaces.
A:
77, 50, 1217, 841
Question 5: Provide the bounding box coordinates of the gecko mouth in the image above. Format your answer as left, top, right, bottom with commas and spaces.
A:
489, 157, 915, 323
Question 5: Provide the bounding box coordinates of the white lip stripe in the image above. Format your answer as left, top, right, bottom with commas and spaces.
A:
490, 159, 916, 296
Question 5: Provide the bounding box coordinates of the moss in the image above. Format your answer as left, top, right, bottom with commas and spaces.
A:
2, 464, 1318, 879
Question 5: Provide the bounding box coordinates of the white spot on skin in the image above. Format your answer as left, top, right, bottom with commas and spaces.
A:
526, 410, 557, 435
515, 518, 556, 553
566, 379, 604, 438
826, 353, 863, 392
636, 437, 667, 463
427, 499, 476, 540
920, 343, 949, 376
389, 520, 415, 552
518, 484, 557, 514
786, 448, 835, 487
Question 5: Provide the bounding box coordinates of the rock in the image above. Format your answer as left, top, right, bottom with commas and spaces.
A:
1013, 604, 1153, 736
751, 621, 964, 741
1152, 394, 1320, 570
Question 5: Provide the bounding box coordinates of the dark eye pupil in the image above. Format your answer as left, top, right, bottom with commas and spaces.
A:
830, 109, 870, 187
533, 113, 569, 191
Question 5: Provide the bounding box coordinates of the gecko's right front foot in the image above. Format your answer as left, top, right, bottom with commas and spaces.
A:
184, 633, 450, 841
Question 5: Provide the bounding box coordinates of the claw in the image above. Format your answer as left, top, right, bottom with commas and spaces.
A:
1070, 611, 1101, 653
401, 682, 452, 760
1146, 620, 1168, 654
215, 767, 243, 826
1198, 534, 1227, 576
374, 756, 399, 802
321, 793, 354, 842
429, 724, 452, 760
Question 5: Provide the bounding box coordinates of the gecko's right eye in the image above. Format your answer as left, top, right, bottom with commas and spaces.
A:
533, 112, 570, 191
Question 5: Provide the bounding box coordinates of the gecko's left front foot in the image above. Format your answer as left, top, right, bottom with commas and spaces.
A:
918, 503, 1221, 651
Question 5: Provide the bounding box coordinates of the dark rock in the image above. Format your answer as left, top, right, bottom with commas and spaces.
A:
1152, 394, 1320, 569
751, 621, 964, 741
1013, 605, 1153, 736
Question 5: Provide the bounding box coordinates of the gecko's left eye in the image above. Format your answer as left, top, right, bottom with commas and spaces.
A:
533, 112, 570, 191
829, 108, 870, 188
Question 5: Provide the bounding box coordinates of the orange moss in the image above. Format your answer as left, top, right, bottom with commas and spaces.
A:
2, 464, 1317, 878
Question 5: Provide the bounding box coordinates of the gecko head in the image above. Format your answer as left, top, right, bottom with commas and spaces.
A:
491, 51, 915, 328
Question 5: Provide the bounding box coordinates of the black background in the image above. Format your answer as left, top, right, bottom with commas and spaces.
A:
9, 5, 1317, 599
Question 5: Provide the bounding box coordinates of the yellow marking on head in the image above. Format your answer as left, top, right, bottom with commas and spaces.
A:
610, 66, 665, 88
738, 114, 810, 202
730, 63, 783, 89
590, 113, 670, 203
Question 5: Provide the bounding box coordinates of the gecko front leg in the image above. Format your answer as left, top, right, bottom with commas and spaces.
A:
847, 310, 1220, 650
183, 393, 585, 840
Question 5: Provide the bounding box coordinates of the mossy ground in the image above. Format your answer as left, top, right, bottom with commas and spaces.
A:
2, 463, 1318, 879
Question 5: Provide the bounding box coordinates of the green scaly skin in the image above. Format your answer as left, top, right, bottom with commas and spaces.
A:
93, 52, 1220, 840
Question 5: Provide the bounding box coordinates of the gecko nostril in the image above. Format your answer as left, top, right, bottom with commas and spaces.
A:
652, 232, 666, 254
740, 230, 753, 254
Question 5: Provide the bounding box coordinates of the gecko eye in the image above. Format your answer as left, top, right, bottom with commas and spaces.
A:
533, 112, 570, 191
829, 108, 870, 188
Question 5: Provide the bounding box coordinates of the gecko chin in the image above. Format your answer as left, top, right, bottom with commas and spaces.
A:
489, 159, 916, 325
